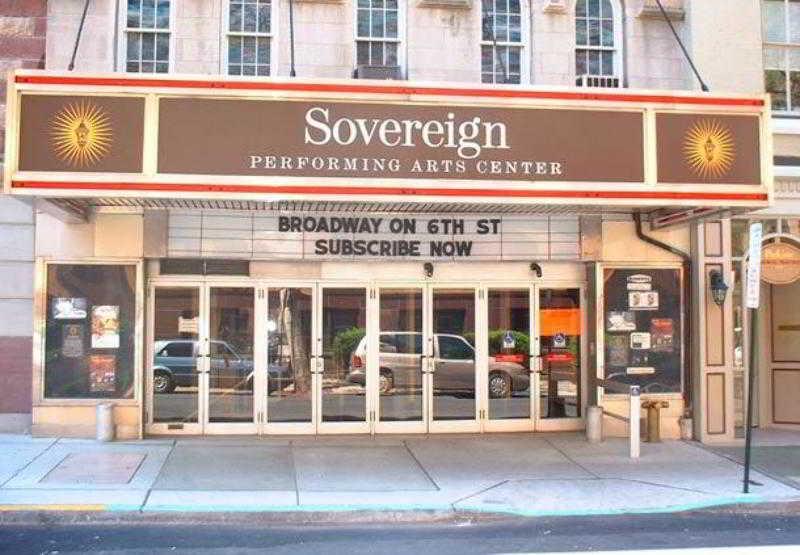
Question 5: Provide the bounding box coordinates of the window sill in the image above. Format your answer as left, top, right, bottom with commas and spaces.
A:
772, 116, 800, 135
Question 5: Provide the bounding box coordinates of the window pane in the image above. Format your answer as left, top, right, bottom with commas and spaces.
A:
127, 0, 141, 28
242, 64, 255, 76
576, 18, 587, 45
601, 19, 614, 47
230, 3, 242, 32
601, 50, 613, 75
141, 61, 154, 72
576, 0, 587, 17
45, 265, 136, 399
357, 9, 369, 36
142, 0, 155, 28
243, 36, 256, 63
509, 0, 520, 14
791, 70, 800, 111
386, 10, 398, 37
588, 18, 600, 46
509, 15, 521, 42
588, 49, 600, 75
258, 1, 270, 33
385, 42, 398, 65
243, 3, 257, 32
601, 0, 612, 18
481, 45, 493, 75
575, 49, 587, 76
482, 15, 494, 41
790, 0, 800, 43
790, 48, 800, 69
156, 0, 169, 29
764, 0, 786, 42
357, 41, 369, 65
387, 0, 398, 9
372, 9, 384, 38
228, 63, 241, 75
141, 32, 155, 61
508, 46, 520, 74
370, 41, 383, 65
257, 64, 270, 76
496, 14, 508, 42
156, 62, 168, 73
257, 37, 270, 64
588, 0, 599, 18
156, 33, 168, 61
766, 69, 788, 110
765, 45, 783, 68
229, 36, 242, 63
126, 33, 140, 61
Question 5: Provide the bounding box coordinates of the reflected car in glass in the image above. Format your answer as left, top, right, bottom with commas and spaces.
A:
346, 332, 530, 398
152, 340, 292, 394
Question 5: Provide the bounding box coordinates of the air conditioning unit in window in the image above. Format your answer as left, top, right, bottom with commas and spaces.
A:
354, 65, 403, 80
576, 75, 621, 88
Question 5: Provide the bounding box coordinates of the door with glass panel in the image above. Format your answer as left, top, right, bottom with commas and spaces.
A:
427, 286, 481, 432
316, 286, 371, 433
149, 284, 257, 434
483, 287, 536, 431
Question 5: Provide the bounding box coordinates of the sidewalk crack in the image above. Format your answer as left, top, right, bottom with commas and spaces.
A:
289, 439, 300, 506
0, 437, 60, 488
543, 437, 600, 479
403, 440, 440, 492
140, 438, 176, 511
450, 480, 509, 507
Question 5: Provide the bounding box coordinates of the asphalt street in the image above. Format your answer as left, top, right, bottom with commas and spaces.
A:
2, 508, 800, 554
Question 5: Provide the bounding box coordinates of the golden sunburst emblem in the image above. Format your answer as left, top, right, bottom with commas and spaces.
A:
50, 102, 112, 167
683, 119, 735, 179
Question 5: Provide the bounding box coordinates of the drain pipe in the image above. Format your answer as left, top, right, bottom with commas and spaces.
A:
633, 213, 693, 412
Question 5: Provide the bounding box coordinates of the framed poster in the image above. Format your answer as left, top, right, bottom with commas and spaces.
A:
61, 324, 84, 358
52, 298, 87, 319
88, 354, 116, 393
91, 305, 120, 349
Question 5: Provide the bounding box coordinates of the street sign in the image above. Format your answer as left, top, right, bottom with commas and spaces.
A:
746, 223, 763, 309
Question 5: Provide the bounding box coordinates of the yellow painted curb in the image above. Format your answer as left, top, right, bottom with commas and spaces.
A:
0, 504, 106, 512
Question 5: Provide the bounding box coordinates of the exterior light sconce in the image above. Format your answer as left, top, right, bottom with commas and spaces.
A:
424, 262, 434, 278
709, 270, 729, 307
530, 262, 542, 278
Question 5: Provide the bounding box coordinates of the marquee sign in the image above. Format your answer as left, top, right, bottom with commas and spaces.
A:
4, 71, 771, 208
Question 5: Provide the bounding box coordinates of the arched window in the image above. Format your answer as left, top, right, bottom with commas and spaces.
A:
575, 0, 618, 82
481, 0, 524, 84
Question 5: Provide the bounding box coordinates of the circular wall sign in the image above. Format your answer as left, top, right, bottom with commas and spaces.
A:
761, 241, 800, 285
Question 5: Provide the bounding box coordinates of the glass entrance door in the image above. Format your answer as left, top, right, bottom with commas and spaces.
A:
428, 287, 481, 432
317, 286, 371, 433
148, 284, 257, 434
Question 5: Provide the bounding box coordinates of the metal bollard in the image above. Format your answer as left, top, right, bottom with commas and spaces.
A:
585, 405, 603, 443
96, 403, 115, 442
642, 400, 670, 443
629, 386, 640, 459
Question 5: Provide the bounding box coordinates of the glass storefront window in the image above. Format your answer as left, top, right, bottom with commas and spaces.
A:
45, 264, 137, 399
539, 288, 582, 418
731, 219, 749, 258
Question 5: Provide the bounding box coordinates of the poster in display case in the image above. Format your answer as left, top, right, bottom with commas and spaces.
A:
91, 305, 120, 348
603, 268, 682, 393
88, 354, 116, 392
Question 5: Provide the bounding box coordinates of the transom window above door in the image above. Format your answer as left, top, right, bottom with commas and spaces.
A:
481, 0, 524, 84
124, 0, 170, 73
227, 0, 273, 76
763, 0, 800, 112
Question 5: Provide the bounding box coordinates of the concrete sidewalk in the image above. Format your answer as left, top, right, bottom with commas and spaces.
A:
0, 432, 798, 518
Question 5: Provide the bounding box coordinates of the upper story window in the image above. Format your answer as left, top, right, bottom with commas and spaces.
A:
356, 0, 401, 69
481, 0, 523, 84
575, 0, 618, 81
226, 0, 273, 76
124, 0, 170, 73
763, 0, 800, 112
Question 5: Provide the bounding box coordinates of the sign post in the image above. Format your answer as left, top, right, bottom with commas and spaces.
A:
743, 222, 763, 494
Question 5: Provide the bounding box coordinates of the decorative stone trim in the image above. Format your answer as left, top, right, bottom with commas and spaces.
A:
775, 180, 800, 198
417, 0, 472, 9
542, 0, 567, 14
638, 0, 685, 21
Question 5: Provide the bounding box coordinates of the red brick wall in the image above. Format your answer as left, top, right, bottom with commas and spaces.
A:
0, 0, 46, 155
0, 337, 32, 413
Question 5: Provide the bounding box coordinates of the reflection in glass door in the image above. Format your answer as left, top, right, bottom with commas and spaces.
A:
151, 287, 202, 431
486, 289, 533, 427
375, 288, 425, 431
265, 287, 314, 428
319, 287, 370, 431
207, 287, 255, 427
430, 288, 480, 431
538, 288, 582, 424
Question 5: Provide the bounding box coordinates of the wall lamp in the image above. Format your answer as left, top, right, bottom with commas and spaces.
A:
709, 270, 729, 307
530, 262, 542, 278
424, 262, 434, 278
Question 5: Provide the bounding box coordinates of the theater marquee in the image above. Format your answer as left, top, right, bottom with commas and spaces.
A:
4, 71, 771, 209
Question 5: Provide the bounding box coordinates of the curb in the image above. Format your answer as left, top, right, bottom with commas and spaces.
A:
2, 498, 800, 525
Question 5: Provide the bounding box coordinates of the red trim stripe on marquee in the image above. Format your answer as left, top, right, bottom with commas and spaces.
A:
10, 181, 770, 202
14, 74, 765, 107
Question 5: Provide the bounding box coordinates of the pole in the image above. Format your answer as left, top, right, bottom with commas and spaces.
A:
68, 0, 92, 70
630, 385, 640, 459
743, 306, 757, 493
289, 0, 297, 77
